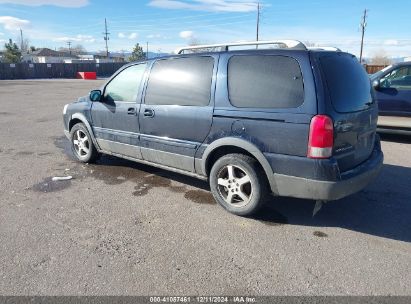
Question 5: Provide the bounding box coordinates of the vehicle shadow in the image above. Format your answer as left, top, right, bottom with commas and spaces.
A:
64, 135, 410, 242
95, 154, 210, 191
379, 132, 411, 144
257, 164, 411, 243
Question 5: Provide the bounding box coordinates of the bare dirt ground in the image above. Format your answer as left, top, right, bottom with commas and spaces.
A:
0, 79, 410, 295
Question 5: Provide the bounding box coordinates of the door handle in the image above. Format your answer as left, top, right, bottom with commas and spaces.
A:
143, 108, 155, 118
127, 107, 136, 115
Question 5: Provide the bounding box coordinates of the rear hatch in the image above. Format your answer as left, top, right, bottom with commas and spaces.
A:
317, 52, 378, 172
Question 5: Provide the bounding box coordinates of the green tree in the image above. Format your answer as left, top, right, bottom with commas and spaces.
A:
3, 39, 22, 63
128, 43, 146, 62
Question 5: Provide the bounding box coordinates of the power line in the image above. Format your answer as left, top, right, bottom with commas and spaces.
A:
103, 18, 110, 58
359, 9, 368, 63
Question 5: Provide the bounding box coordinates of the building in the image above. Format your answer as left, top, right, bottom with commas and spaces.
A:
22, 48, 78, 63
21, 48, 127, 64
74, 54, 125, 63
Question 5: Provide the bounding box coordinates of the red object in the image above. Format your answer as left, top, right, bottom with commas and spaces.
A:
307, 115, 334, 159
77, 72, 97, 80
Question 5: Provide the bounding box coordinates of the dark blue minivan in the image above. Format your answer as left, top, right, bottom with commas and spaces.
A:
62, 40, 383, 216
371, 62, 411, 132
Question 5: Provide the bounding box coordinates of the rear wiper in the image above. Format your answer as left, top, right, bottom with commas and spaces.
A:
365, 101, 375, 106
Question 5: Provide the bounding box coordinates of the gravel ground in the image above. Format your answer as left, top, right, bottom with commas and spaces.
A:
0, 79, 410, 296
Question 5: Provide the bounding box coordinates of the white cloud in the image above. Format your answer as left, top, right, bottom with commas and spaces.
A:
149, 0, 257, 12
384, 39, 399, 46
0, 0, 88, 7
54, 34, 95, 43
179, 30, 194, 39
128, 32, 138, 39
118, 32, 139, 40
147, 34, 164, 39
0, 16, 30, 30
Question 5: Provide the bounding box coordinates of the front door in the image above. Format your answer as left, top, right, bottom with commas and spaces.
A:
376, 65, 411, 128
139, 56, 216, 172
91, 63, 147, 158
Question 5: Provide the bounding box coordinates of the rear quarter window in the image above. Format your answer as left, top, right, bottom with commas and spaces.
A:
228, 55, 304, 108
319, 53, 372, 113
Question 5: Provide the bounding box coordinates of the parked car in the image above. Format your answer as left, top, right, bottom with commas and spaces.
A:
371, 62, 411, 132
62, 40, 383, 216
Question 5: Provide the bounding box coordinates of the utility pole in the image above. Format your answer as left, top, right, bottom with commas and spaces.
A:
359, 9, 368, 64
256, 2, 260, 42
67, 41, 72, 55
20, 28, 23, 52
103, 18, 110, 58
146, 41, 149, 60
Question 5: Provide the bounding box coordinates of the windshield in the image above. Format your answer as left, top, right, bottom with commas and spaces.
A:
319, 53, 373, 113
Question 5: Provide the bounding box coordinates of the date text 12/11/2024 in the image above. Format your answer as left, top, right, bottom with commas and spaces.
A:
149, 296, 257, 303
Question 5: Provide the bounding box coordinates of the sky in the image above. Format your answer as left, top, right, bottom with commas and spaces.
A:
0, 0, 410, 57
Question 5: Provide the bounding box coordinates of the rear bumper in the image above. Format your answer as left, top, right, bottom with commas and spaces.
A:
272, 145, 383, 201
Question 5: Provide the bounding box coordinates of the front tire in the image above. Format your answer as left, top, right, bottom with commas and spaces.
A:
209, 153, 268, 216
70, 123, 99, 163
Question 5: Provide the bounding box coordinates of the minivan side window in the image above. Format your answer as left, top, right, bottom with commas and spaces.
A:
228, 55, 304, 108
145, 56, 214, 106
104, 63, 147, 102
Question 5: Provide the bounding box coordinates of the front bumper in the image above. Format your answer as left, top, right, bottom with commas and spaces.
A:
272, 146, 384, 201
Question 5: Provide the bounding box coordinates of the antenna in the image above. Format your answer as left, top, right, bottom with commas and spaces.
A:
103, 18, 110, 58
359, 9, 368, 63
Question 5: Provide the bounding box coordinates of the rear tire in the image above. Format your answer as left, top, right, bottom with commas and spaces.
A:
209, 153, 268, 216
70, 123, 99, 163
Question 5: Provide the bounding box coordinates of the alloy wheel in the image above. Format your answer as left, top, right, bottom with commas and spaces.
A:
216, 164, 253, 208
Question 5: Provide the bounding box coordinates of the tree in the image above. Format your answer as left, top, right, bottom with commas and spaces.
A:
370, 49, 392, 65
3, 39, 22, 63
304, 41, 317, 47
29, 46, 36, 52
72, 44, 87, 55
128, 43, 146, 62
58, 44, 87, 55
18, 37, 30, 53
184, 38, 214, 53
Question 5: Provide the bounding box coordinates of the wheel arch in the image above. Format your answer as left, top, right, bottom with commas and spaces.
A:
201, 137, 277, 194
69, 113, 100, 150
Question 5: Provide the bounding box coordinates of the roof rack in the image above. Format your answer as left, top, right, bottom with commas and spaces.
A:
176, 40, 307, 54
307, 46, 341, 51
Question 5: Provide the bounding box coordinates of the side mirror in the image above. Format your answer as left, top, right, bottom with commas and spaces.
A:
372, 80, 380, 91
89, 89, 102, 102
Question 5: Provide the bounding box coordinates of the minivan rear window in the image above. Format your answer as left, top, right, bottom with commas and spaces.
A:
319, 53, 372, 113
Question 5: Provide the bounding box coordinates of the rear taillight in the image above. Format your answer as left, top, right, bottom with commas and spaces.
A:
307, 115, 334, 159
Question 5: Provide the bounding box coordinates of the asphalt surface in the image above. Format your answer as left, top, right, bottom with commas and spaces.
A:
0, 79, 410, 296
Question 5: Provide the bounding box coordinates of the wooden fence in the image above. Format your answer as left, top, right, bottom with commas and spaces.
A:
0, 62, 126, 80
364, 64, 388, 74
